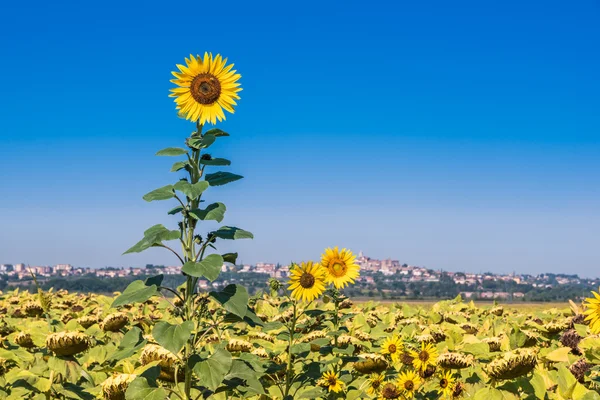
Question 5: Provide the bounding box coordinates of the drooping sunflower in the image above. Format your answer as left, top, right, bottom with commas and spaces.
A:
288, 261, 327, 302
584, 288, 600, 334
437, 371, 456, 399
380, 336, 403, 362
366, 373, 385, 396
410, 342, 438, 372
397, 370, 421, 399
170, 53, 242, 125
320, 247, 360, 288
319, 370, 345, 393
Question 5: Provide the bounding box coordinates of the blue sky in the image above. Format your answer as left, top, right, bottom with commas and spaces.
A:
1, 0, 599, 276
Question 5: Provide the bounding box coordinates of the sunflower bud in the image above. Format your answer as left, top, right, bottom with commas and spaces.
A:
102, 312, 129, 332
46, 332, 90, 356
101, 373, 137, 400
487, 349, 537, 380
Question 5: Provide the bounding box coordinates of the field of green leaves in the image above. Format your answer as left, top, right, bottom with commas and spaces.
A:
1, 287, 599, 399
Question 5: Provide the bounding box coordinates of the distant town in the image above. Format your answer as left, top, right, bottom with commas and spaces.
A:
1, 251, 597, 302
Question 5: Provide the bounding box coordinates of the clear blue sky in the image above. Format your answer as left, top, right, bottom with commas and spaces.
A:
1, 0, 599, 276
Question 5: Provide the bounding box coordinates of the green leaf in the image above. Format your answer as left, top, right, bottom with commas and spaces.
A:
189, 134, 216, 149
109, 327, 146, 361
125, 376, 168, 400
189, 203, 226, 222
152, 321, 194, 355
205, 172, 243, 186
142, 185, 174, 202
473, 388, 519, 400
222, 253, 238, 264
155, 147, 188, 156
167, 206, 184, 215
204, 128, 229, 137
171, 161, 188, 172
112, 280, 158, 308
225, 359, 265, 395
193, 348, 232, 391
199, 157, 231, 166
530, 372, 547, 400
545, 347, 571, 363
213, 226, 254, 240
124, 224, 180, 254
210, 284, 249, 318
181, 254, 224, 281
174, 180, 209, 200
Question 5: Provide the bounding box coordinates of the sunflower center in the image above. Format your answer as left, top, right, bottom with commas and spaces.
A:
419, 351, 430, 362
299, 273, 316, 288
440, 378, 448, 388
372, 380, 381, 389
328, 376, 338, 386
190, 73, 221, 105
404, 380, 415, 390
330, 262, 347, 277
388, 344, 397, 353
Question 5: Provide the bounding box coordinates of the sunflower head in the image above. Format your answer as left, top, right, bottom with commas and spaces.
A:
102, 312, 129, 332
437, 352, 474, 369
397, 370, 421, 399
487, 349, 537, 380
380, 336, 403, 362
437, 371, 456, 398
380, 382, 402, 399
288, 261, 327, 302
24, 301, 44, 317
170, 53, 242, 125
410, 342, 438, 372
46, 332, 90, 356
353, 353, 389, 374
482, 337, 502, 352
320, 247, 360, 288
319, 370, 345, 393
226, 338, 253, 353
102, 373, 137, 400
140, 344, 183, 382
15, 332, 34, 348
366, 373, 385, 396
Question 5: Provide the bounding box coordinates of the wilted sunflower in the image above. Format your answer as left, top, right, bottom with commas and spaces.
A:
366, 373, 385, 396
102, 312, 129, 332
381, 336, 403, 362
379, 381, 401, 399
288, 261, 327, 302
170, 53, 242, 125
320, 247, 360, 288
437, 352, 473, 369
319, 370, 345, 393
584, 288, 600, 334
487, 349, 537, 380
102, 373, 136, 400
46, 332, 90, 356
397, 370, 421, 399
353, 353, 389, 374
437, 371, 456, 398
410, 342, 438, 372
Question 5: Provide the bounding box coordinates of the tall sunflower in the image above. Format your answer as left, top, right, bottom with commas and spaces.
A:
380, 336, 403, 362
366, 373, 385, 396
437, 371, 456, 399
584, 288, 600, 334
320, 247, 360, 288
319, 370, 345, 393
410, 342, 438, 372
396, 370, 421, 399
288, 261, 327, 302
170, 53, 242, 125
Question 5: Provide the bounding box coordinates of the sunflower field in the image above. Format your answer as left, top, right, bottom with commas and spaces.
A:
1, 52, 600, 399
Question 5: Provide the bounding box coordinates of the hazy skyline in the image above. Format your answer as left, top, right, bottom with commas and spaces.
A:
1, 1, 599, 277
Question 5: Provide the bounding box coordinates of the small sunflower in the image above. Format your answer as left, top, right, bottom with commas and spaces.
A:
380, 336, 403, 362
288, 261, 327, 302
437, 371, 456, 399
320, 247, 360, 288
170, 53, 242, 125
397, 370, 421, 399
584, 288, 600, 334
366, 373, 385, 396
410, 342, 438, 372
319, 370, 345, 393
